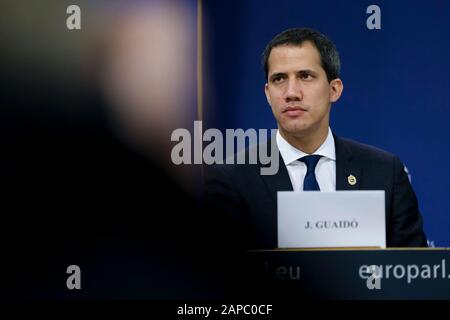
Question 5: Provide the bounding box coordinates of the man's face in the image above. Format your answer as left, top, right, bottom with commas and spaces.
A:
264, 41, 342, 139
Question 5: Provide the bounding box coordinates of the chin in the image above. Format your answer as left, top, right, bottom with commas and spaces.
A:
280, 128, 308, 139
282, 122, 310, 135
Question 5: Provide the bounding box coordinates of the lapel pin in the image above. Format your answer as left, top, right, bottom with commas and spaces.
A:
348, 174, 357, 186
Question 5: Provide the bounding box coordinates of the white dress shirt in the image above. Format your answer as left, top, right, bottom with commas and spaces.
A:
276, 128, 336, 191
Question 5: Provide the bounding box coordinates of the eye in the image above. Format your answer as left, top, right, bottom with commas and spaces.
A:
299, 72, 313, 80
272, 75, 285, 83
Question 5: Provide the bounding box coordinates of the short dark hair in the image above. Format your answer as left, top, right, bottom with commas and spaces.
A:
262, 27, 340, 82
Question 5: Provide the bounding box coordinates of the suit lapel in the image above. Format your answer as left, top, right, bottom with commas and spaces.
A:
334, 134, 362, 191
259, 137, 293, 202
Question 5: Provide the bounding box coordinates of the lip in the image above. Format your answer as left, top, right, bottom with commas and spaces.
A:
283, 106, 307, 117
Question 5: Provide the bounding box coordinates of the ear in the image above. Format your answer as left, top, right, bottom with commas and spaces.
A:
329, 78, 343, 103
264, 83, 272, 106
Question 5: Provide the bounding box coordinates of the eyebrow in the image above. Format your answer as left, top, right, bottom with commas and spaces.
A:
269, 69, 318, 82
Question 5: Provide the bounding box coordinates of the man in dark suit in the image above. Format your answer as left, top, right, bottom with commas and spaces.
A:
204, 27, 427, 249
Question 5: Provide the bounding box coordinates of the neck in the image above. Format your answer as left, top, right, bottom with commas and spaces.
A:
280, 126, 329, 154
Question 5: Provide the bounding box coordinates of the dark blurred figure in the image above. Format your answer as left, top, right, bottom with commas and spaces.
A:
0, 0, 238, 299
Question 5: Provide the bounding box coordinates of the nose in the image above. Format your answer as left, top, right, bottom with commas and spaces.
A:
285, 78, 303, 102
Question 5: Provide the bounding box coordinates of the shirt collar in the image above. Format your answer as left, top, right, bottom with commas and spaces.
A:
276, 127, 336, 166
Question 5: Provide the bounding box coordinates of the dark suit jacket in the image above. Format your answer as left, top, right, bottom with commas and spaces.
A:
204, 134, 427, 249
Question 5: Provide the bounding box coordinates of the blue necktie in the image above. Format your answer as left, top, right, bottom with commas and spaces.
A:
299, 155, 322, 191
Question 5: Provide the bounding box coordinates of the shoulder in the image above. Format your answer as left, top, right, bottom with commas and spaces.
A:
335, 135, 400, 164
204, 140, 273, 180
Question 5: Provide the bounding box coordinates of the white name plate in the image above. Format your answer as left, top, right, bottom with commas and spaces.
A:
277, 191, 386, 249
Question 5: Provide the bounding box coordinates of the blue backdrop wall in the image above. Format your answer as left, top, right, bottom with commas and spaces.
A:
203, 0, 450, 247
